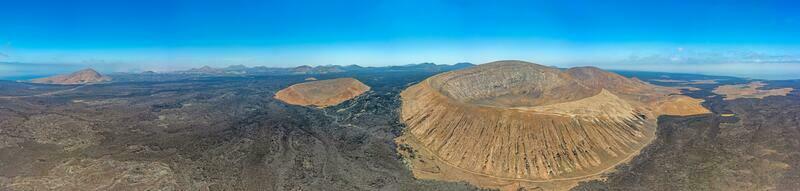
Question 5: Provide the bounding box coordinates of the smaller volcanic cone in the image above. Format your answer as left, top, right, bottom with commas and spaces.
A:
31, 68, 111, 84
274, 78, 370, 107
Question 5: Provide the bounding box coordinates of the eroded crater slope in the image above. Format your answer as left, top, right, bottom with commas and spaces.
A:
397, 60, 709, 190
274, 77, 370, 107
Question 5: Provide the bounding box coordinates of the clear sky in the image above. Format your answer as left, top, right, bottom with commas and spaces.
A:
1, 0, 799, 79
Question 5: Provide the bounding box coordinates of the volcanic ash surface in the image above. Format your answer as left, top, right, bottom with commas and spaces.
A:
274, 78, 370, 107
396, 60, 709, 190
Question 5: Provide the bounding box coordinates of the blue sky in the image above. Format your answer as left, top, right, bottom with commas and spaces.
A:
1, 0, 799, 79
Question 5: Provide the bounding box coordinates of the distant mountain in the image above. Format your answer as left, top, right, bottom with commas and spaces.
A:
340, 65, 363, 70
291, 65, 313, 74
288, 65, 344, 74
452, 62, 474, 68
170, 63, 475, 76
383, 62, 475, 72
107, 61, 476, 91
30, 68, 111, 84
184, 66, 225, 74
311, 65, 345, 74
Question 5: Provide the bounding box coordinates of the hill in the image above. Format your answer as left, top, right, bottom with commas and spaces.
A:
396, 60, 709, 190
30, 68, 111, 84
274, 78, 370, 107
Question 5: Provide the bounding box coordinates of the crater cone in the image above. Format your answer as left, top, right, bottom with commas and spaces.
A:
398, 60, 708, 188
275, 78, 369, 107
31, 68, 111, 85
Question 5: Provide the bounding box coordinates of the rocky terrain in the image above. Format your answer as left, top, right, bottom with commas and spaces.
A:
397, 61, 709, 190
573, 79, 800, 191
1, 61, 798, 191
274, 78, 370, 107
0, 70, 483, 191
30, 68, 111, 84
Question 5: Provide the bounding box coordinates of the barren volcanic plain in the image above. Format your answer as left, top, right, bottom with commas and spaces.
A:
1, 62, 799, 191
397, 61, 709, 190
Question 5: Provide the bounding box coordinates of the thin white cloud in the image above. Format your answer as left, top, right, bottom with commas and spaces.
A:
3, 43, 800, 80
606, 49, 800, 80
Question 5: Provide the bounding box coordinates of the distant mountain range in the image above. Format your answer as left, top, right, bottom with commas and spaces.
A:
174, 62, 475, 75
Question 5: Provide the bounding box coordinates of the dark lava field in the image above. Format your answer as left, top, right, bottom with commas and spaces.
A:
1, 66, 799, 191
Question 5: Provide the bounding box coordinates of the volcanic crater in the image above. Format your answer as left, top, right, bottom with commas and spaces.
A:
397, 60, 709, 189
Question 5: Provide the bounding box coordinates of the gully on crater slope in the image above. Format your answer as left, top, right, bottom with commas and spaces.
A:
396, 60, 709, 190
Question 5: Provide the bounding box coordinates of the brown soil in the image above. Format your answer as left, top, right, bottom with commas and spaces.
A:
654, 95, 710, 116
274, 78, 370, 107
30, 68, 111, 85
713, 81, 793, 100
397, 60, 709, 190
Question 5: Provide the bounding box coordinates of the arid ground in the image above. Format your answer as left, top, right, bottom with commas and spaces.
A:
1, 64, 798, 191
